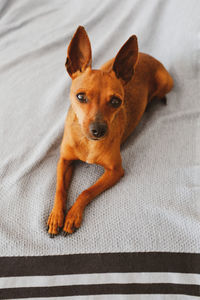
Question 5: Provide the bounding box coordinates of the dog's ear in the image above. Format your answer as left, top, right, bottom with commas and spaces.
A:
66, 26, 92, 78
113, 35, 138, 83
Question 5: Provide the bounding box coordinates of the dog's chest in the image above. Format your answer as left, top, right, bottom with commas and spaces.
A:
73, 138, 106, 165
85, 147, 104, 164
85, 155, 96, 164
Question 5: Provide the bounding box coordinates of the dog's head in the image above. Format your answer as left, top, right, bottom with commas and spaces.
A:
65, 26, 138, 140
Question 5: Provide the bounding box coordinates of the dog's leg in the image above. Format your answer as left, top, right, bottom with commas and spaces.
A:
63, 162, 124, 234
47, 158, 74, 237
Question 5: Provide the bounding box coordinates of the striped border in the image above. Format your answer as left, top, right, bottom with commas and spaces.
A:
0, 252, 200, 299
1, 252, 200, 277
1, 283, 200, 299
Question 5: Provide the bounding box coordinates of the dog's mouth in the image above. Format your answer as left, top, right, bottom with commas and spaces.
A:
89, 137, 105, 141
89, 137, 100, 141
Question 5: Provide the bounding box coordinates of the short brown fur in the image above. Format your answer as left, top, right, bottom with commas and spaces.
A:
47, 26, 173, 236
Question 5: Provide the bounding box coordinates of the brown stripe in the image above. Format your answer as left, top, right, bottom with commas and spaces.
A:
1, 283, 200, 299
0, 252, 200, 277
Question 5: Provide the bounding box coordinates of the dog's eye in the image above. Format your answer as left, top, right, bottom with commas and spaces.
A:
76, 93, 87, 103
110, 97, 122, 108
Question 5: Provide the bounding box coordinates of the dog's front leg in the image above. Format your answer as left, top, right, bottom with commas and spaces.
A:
47, 158, 74, 237
63, 162, 124, 234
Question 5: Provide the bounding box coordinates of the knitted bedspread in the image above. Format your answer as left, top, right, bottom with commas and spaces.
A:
0, 0, 199, 298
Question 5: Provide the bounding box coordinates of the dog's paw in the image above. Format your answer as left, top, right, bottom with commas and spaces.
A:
47, 208, 64, 237
63, 205, 83, 234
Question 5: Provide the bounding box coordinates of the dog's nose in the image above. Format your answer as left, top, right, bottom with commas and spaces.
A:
89, 122, 108, 139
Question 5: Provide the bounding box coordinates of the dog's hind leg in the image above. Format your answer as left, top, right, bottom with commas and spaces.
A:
155, 67, 173, 100
148, 66, 173, 107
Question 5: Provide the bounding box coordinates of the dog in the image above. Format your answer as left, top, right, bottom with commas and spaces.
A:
47, 26, 173, 237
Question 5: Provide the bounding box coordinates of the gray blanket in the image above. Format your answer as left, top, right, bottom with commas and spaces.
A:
0, 0, 200, 298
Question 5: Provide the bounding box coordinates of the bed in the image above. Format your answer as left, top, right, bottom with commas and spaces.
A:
0, 0, 200, 298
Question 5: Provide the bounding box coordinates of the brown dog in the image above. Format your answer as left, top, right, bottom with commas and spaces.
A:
47, 26, 173, 237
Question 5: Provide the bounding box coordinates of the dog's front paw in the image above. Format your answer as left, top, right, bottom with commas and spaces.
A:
63, 205, 83, 235
47, 208, 64, 237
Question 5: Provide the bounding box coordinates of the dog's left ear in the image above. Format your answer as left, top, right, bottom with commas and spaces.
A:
66, 26, 92, 78
113, 35, 138, 83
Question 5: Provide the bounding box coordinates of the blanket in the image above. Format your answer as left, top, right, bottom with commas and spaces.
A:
0, 0, 199, 298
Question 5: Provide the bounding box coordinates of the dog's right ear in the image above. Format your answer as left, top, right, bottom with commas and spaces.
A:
65, 26, 92, 78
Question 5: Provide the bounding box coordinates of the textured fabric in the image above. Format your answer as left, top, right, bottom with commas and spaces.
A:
0, 0, 200, 257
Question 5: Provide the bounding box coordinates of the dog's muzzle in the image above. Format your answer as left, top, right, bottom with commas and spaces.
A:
89, 122, 108, 139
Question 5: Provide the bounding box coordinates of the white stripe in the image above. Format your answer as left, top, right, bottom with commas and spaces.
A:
16, 295, 197, 300
0, 272, 199, 289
